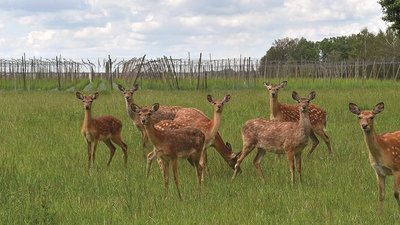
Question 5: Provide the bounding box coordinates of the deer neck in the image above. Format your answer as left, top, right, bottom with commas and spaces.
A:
269, 96, 281, 120
82, 109, 92, 131
362, 128, 382, 159
298, 110, 312, 135
143, 121, 163, 147
208, 110, 222, 140
125, 98, 136, 119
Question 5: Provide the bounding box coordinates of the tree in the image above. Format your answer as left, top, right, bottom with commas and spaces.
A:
378, 0, 400, 34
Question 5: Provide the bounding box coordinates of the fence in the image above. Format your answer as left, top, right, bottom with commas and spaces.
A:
1, 54, 400, 90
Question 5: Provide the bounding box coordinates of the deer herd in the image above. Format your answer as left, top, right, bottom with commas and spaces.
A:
75, 80, 400, 209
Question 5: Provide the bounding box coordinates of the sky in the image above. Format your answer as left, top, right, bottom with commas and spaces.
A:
0, 0, 388, 60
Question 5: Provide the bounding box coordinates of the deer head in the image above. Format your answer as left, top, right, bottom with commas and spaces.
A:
207, 94, 231, 113
117, 83, 139, 102
292, 91, 315, 113
263, 81, 287, 98
349, 102, 384, 132
76, 92, 99, 110
131, 103, 160, 125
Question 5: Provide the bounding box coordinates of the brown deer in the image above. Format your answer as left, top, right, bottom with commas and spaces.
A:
131, 103, 205, 200
232, 91, 316, 187
263, 81, 332, 156
117, 84, 178, 156
76, 92, 128, 170
117, 84, 238, 170
349, 102, 400, 209
145, 94, 231, 178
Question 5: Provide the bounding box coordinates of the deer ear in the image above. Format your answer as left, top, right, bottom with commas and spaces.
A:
132, 84, 139, 92
373, 102, 384, 115
280, 81, 288, 88
151, 103, 160, 112
349, 103, 361, 115
308, 91, 316, 101
263, 82, 271, 89
117, 84, 125, 92
130, 104, 141, 113
292, 91, 300, 101
76, 92, 84, 100
223, 94, 231, 103
207, 95, 214, 103
91, 92, 99, 100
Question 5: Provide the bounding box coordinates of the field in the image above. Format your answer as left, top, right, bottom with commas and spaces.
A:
1, 78, 400, 224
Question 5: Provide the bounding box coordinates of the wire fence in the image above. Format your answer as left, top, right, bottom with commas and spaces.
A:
1, 54, 400, 91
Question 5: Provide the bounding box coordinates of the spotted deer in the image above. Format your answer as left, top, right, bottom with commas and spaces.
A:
131, 103, 205, 200
232, 91, 316, 187
263, 81, 332, 156
349, 102, 400, 209
117, 84, 238, 170
145, 94, 231, 178
76, 92, 128, 170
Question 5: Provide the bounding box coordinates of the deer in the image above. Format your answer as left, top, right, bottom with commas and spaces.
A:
131, 103, 205, 200
117, 83, 238, 171
76, 92, 128, 170
349, 102, 400, 209
263, 81, 332, 157
232, 91, 316, 187
145, 94, 231, 179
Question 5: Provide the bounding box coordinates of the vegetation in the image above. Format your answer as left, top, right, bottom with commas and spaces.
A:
379, 0, 400, 34
1, 79, 400, 224
260, 28, 400, 72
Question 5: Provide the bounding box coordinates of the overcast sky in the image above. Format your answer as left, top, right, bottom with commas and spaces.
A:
0, 0, 388, 60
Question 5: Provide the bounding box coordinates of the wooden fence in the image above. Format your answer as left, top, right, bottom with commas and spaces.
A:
1, 54, 400, 90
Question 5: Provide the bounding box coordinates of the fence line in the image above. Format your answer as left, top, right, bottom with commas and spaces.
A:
1, 55, 400, 90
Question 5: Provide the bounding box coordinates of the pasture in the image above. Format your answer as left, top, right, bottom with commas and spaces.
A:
1, 79, 400, 224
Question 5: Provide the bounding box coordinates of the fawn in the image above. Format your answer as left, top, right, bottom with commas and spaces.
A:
349, 102, 400, 209
232, 91, 316, 187
131, 103, 205, 199
264, 81, 332, 156
76, 92, 128, 170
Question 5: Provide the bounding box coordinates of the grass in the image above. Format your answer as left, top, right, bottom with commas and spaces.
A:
1, 78, 400, 224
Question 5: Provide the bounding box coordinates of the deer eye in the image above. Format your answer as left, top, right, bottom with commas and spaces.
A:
358, 116, 362, 119
370, 116, 374, 119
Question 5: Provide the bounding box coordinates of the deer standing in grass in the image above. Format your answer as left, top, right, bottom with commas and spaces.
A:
76, 92, 128, 170
232, 91, 316, 187
131, 103, 205, 200
349, 102, 400, 209
146, 94, 231, 178
263, 81, 332, 156
117, 84, 238, 171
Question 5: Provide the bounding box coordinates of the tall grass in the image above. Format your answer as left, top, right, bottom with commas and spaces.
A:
1, 79, 400, 224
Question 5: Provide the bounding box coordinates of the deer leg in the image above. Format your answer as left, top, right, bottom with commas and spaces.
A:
171, 158, 182, 200
307, 131, 319, 157
104, 139, 116, 166
295, 152, 302, 186
146, 148, 156, 177
375, 171, 386, 210
232, 144, 254, 180
90, 140, 98, 169
199, 147, 208, 182
253, 148, 266, 182
393, 171, 400, 208
161, 159, 170, 200
87, 141, 92, 171
287, 151, 295, 188
314, 127, 333, 155
111, 136, 128, 166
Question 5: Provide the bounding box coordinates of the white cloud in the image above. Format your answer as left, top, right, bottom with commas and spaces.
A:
0, 0, 389, 59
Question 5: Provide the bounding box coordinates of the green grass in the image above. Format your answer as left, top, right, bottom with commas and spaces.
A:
1, 79, 400, 224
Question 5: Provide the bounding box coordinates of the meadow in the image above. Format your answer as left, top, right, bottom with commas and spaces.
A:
1, 78, 400, 224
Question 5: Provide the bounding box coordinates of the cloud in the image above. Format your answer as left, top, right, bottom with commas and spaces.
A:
0, 0, 389, 59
